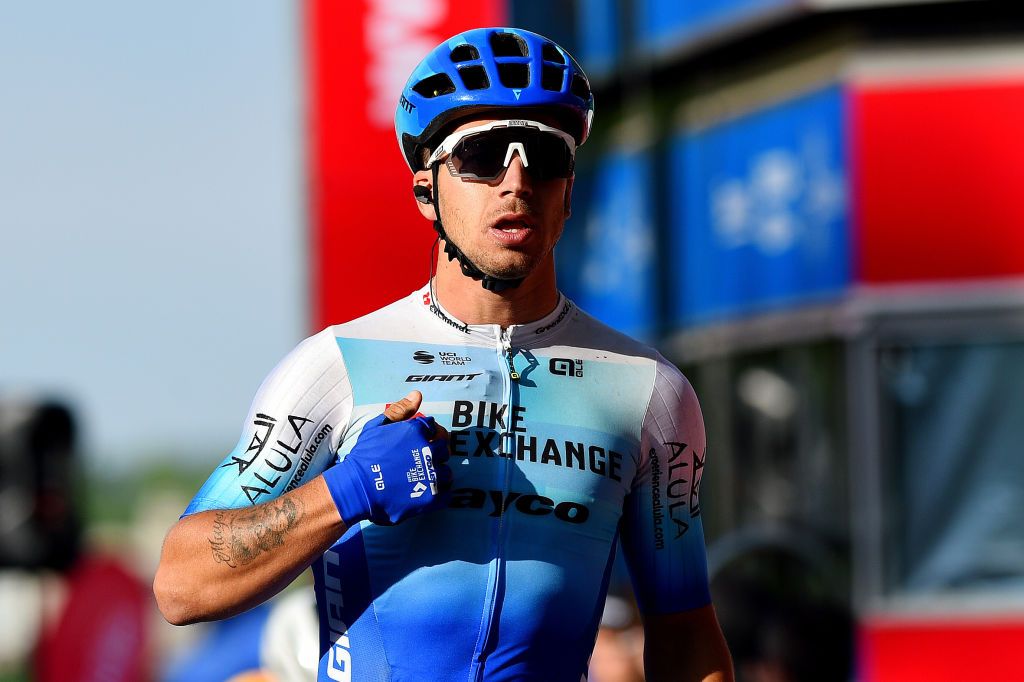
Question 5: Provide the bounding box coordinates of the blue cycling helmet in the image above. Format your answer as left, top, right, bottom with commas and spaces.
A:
396, 27, 595, 172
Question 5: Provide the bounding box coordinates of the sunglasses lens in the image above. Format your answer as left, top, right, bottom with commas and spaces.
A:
525, 132, 574, 180
448, 129, 573, 180
449, 133, 511, 180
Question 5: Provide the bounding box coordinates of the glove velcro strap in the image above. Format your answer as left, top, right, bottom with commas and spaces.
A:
322, 459, 373, 527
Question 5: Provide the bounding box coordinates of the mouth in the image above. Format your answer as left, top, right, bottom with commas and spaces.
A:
496, 222, 528, 233
489, 214, 535, 245
493, 213, 535, 229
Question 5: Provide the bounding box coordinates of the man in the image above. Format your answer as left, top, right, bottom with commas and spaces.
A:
155, 27, 734, 682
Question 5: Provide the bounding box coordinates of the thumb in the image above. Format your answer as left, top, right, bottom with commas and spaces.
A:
383, 390, 423, 423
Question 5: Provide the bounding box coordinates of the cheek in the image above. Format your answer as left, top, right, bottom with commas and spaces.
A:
440, 182, 488, 226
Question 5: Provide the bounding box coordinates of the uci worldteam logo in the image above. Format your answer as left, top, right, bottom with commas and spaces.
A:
413, 350, 435, 365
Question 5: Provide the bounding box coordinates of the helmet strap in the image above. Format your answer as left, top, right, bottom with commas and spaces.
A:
429, 164, 526, 292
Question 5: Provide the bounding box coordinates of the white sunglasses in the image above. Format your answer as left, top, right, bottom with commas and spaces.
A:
426, 119, 577, 181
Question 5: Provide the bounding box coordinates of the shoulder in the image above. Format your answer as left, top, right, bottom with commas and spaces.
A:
326, 288, 442, 342
263, 326, 344, 385
555, 304, 701, 436
561, 306, 702, 438
559, 305, 661, 363
246, 326, 352, 421
560, 305, 693, 395
644, 353, 704, 450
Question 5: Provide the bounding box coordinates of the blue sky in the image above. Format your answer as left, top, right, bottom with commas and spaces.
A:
1, 2, 305, 473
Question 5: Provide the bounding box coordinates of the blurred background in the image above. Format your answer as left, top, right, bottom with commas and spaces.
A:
3, 0, 1024, 680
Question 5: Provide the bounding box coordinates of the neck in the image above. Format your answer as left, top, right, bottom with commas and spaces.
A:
433, 252, 560, 327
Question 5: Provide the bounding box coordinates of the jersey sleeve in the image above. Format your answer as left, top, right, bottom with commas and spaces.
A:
182, 327, 353, 516
620, 356, 712, 614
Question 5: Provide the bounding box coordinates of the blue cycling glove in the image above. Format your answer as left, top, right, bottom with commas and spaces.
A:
323, 414, 452, 526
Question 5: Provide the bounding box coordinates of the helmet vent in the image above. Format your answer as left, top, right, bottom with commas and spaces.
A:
458, 65, 490, 90
498, 63, 530, 88
542, 42, 565, 64
570, 73, 591, 101
413, 73, 456, 98
490, 32, 528, 57
541, 65, 564, 91
450, 45, 479, 63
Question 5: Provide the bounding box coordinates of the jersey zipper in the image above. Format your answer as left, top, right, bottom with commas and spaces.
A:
472, 327, 518, 680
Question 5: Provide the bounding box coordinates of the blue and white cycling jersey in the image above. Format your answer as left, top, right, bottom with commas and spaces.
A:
184, 284, 711, 682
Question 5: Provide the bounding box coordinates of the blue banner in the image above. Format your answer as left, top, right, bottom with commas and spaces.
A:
558, 145, 657, 341
669, 84, 850, 326
635, 0, 794, 54
575, 0, 620, 78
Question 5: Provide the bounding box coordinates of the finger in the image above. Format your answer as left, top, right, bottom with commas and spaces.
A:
411, 415, 447, 442
383, 390, 423, 423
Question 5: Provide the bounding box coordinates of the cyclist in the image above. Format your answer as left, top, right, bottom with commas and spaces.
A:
155, 27, 734, 682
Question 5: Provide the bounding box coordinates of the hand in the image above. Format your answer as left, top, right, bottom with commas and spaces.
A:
323, 391, 452, 526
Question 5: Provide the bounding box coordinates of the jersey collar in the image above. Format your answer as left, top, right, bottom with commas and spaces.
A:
414, 282, 575, 344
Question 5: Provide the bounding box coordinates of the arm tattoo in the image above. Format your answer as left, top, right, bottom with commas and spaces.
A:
207, 497, 303, 568
208, 511, 237, 568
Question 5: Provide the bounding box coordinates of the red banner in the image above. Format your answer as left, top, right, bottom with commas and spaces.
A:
860, 616, 1024, 682
35, 555, 149, 682
306, 0, 506, 330
853, 79, 1024, 284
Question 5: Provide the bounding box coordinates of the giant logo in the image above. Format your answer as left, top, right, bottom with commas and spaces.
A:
323, 551, 353, 681
406, 373, 482, 382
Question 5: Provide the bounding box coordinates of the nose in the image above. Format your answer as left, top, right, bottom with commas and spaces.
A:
498, 152, 532, 198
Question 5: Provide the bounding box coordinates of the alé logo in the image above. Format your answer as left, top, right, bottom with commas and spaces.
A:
549, 358, 583, 378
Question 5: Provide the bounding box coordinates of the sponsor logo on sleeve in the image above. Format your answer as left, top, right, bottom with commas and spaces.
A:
222, 413, 334, 504
650, 447, 665, 549
652, 441, 705, 547
284, 423, 334, 492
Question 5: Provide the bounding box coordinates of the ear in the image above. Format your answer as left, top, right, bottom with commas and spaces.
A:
413, 170, 436, 221
563, 177, 574, 219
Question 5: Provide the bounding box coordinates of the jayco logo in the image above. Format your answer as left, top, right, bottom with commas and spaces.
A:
449, 488, 590, 524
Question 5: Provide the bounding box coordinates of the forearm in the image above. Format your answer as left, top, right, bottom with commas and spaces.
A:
645, 643, 734, 682
154, 476, 345, 625
643, 605, 735, 682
